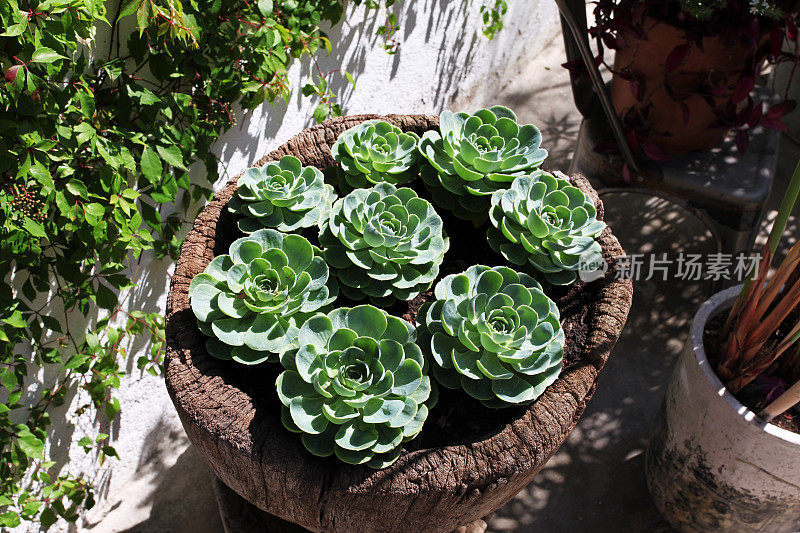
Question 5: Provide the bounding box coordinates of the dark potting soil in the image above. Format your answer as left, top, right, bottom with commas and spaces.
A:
211, 175, 600, 449
704, 313, 800, 435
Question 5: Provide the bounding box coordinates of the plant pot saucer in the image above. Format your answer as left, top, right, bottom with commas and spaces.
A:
164, 114, 633, 533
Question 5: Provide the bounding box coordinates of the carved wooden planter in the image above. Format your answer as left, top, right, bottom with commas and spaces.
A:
164, 114, 633, 533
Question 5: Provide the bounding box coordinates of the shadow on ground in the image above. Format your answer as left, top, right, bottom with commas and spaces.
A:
114, 431, 222, 533
487, 193, 716, 533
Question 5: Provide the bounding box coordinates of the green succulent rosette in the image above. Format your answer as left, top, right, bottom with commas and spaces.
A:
228, 155, 336, 233
320, 182, 449, 302
418, 265, 564, 408
418, 106, 547, 221
277, 305, 434, 467
488, 171, 606, 285
188, 229, 337, 364
331, 120, 421, 189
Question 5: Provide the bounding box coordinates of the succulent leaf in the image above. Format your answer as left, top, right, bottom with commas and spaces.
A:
320, 183, 449, 302
331, 120, 421, 189
418, 106, 548, 222
418, 265, 564, 408
228, 155, 336, 233
189, 229, 338, 364
488, 171, 606, 285
277, 305, 436, 467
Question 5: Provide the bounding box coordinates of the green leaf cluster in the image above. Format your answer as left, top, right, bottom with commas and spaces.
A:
320, 183, 449, 302
418, 106, 547, 222
229, 156, 336, 233
0, 0, 403, 526
480, 0, 508, 39
0, 0, 510, 514
418, 265, 564, 408
190, 113, 577, 468
330, 120, 421, 189
189, 229, 337, 364
679, 0, 783, 19
277, 305, 434, 467
488, 171, 606, 285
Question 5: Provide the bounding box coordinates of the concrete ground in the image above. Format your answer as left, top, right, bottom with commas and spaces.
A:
119, 32, 800, 533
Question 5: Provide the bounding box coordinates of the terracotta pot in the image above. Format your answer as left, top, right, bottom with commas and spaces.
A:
610, 17, 760, 154
646, 285, 800, 532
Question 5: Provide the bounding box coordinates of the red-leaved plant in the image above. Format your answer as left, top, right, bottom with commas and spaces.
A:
566, 0, 800, 161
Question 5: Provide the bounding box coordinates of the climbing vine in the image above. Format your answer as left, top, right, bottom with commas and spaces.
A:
0, 0, 506, 528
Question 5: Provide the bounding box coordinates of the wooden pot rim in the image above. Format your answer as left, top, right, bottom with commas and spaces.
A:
164, 114, 634, 531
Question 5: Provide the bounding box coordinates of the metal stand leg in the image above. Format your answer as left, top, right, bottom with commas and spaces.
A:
695, 205, 764, 259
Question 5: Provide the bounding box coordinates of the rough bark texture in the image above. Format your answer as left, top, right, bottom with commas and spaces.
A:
214, 476, 312, 533
165, 114, 634, 533
213, 476, 488, 533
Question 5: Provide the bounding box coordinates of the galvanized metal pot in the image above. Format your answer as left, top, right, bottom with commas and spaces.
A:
646, 285, 800, 533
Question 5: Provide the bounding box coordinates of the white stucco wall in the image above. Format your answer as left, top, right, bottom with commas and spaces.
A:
28, 2, 562, 531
